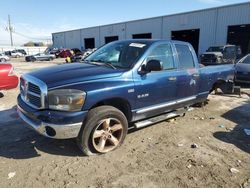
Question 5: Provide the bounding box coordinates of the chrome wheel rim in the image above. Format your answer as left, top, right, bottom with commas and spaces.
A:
92, 118, 123, 153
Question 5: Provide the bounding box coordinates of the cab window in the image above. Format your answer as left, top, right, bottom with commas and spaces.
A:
146, 44, 175, 70
175, 44, 195, 69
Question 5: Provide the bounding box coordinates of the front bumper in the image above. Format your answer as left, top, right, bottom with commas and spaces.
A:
17, 95, 87, 139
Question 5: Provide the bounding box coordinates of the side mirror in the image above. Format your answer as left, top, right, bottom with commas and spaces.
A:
140, 60, 162, 74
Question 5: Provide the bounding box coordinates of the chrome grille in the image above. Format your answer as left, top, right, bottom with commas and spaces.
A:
20, 75, 47, 109
202, 54, 216, 61
28, 83, 41, 95
27, 93, 41, 107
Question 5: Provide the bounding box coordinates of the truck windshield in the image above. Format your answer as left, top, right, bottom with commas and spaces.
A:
207, 46, 224, 52
84, 41, 148, 69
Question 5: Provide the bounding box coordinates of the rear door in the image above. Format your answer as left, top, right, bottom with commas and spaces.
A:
174, 43, 200, 102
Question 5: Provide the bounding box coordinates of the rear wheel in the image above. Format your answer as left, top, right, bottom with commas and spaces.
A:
77, 106, 128, 155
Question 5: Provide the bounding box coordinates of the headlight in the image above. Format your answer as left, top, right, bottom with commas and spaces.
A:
48, 89, 86, 111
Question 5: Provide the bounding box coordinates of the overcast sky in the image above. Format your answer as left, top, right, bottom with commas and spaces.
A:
0, 0, 248, 46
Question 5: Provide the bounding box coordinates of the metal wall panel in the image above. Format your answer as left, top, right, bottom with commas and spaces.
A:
52, 33, 65, 48
125, 17, 162, 39
52, 2, 250, 54
80, 27, 100, 49
162, 9, 217, 54
64, 30, 81, 49
215, 3, 250, 45
100, 23, 126, 45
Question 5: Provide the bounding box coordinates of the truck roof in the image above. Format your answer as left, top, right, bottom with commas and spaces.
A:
115, 39, 190, 45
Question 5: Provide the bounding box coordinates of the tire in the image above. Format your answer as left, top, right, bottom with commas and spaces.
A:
77, 106, 128, 156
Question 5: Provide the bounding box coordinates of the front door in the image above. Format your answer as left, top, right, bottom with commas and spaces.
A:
133, 43, 178, 119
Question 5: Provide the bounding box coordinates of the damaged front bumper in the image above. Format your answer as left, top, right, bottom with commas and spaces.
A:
17, 95, 87, 139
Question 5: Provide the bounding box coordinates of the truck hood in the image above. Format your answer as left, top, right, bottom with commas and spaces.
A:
28, 63, 124, 88
203, 52, 222, 56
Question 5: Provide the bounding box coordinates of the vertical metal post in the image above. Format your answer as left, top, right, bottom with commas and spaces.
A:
8, 15, 14, 46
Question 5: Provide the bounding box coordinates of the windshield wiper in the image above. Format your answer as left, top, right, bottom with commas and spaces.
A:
89, 60, 117, 69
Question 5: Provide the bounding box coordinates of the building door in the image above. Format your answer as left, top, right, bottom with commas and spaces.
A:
84, 38, 95, 49
171, 29, 200, 55
132, 33, 152, 39
227, 24, 250, 56
105, 36, 119, 44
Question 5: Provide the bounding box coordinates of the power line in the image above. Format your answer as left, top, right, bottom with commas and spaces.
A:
13, 31, 51, 41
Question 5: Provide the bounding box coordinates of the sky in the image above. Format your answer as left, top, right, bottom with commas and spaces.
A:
0, 0, 249, 46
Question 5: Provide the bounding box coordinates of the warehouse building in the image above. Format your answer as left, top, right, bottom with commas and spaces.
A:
52, 2, 250, 55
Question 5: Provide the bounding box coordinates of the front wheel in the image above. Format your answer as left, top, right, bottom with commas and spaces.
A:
77, 106, 128, 155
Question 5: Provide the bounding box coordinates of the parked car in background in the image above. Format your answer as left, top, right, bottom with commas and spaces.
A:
16, 49, 27, 56
4, 51, 12, 56
235, 54, 250, 83
0, 53, 10, 62
10, 50, 24, 58
71, 48, 82, 55
25, 53, 55, 62
17, 39, 235, 155
68, 54, 83, 63
0, 64, 18, 91
66, 48, 97, 63
66, 48, 83, 63
82, 48, 97, 59
57, 49, 73, 58
48, 48, 60, 56
200, 45, 242, 66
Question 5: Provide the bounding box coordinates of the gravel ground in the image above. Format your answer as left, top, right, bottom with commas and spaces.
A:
0, 59, 250, 188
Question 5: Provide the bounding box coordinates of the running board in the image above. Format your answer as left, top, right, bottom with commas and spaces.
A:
134, 108, 188, 129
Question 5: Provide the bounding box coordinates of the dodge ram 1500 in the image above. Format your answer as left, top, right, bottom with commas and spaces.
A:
17, 40, 235, 155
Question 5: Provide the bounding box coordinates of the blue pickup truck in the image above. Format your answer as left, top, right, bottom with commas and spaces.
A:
17, 40, 234, 155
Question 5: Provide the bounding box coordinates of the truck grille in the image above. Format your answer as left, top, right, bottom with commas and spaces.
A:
202, 54, 216, 61
20, 76, 47, 109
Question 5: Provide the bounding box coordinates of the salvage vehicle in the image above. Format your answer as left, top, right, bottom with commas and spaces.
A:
200, 45, 241, 66
0, 64, 18, 91
25, 53, 55, 62
235, 54, 250, 83
0, 53, 10, 62
57, 49, 73, 58
65, 48, 83, 63
11, 50, 24, 58
16, 49, 27, 56
17, 40, 235, 155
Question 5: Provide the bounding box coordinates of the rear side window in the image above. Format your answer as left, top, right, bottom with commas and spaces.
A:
175, 44, 195, 69
146, 44, 175, 70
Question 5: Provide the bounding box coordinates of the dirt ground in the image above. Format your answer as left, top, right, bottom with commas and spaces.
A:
0, 59, 250, 188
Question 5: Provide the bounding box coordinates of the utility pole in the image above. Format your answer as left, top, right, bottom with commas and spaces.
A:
7, 15, 14, 46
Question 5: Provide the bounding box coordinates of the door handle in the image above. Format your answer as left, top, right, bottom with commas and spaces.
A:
168, 77, 177, 81
192, 73, 199, 77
